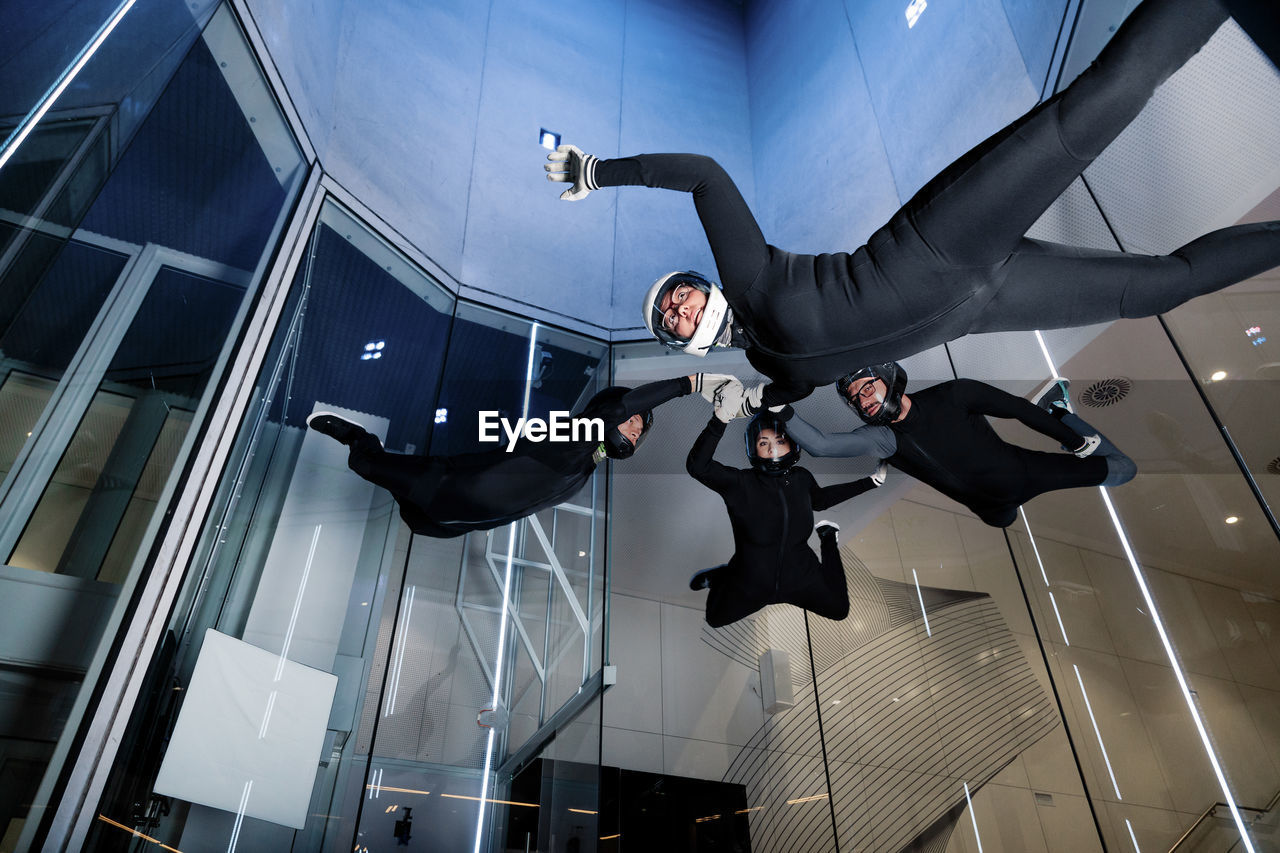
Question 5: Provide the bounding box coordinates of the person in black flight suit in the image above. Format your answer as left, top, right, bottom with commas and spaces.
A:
308, 375, 717, 538
545, 0, 1279, 411
686, 403, 886, 628
782, 365, 1136, 529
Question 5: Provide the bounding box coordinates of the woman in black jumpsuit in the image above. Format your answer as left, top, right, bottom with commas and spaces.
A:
784, 371, 1135, 528
550, 0, 1279, 406
308, 378, 693, 538
687, 411, 879, 628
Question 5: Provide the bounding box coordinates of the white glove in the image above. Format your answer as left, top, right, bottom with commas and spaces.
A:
544, 144, 599, 201
1073, 434, 1102, 458
871, 461, 888, 487
712, 378, 745, 423
694, 373, 739, 403
713, 381, 764, 422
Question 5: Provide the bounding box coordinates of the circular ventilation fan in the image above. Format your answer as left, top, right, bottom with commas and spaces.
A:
1080, 377, 1132, 408
1267, 457, 1280, 476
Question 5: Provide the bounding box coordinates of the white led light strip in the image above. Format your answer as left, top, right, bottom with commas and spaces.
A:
0, 0, 138, 173
1073, 664, 1122, 799
963, 782, 984, 853
912, 569, 932, 637
1031, 332, 1256, 852
473, 324, 540, 853
1018, 507, 1070, 645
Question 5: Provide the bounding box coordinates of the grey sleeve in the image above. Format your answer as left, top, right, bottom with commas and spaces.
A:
786, 413, 897, 458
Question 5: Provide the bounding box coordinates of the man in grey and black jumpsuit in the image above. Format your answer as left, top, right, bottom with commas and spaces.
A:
550, 0, 1279, 407
686, 412, 880, 628
784, 378, 1135, 529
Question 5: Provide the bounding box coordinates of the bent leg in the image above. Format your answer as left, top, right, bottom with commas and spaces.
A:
346, 438, 443, 505
1058, 412, 1137, 487
905, 0, 1227, 266
974, 224, 1280, 332
784, 542, 850, 622
705, 572, 769, 628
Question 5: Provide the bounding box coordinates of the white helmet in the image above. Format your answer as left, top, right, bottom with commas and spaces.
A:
642, 271, 730, 357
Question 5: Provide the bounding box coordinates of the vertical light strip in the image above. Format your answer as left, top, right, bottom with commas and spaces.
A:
0, 0, 138, 172
275, 524, 322, 681
1098, 489, 1256, 850
1032, 334, 1255, 851
226, 779, 252, 853
912, 569, 931, 637
473, 323, 540, 853
383, 585, 416, 716
963, 782, 984, 853
1073, 664, 1122, 799
257, 690, 278, 740
1018, 507, 1052, 587
1033, 330, 1062, 381
1126, 818, 1142, 852
1019, 508, 1069, 645
1048, 592, 1071, 646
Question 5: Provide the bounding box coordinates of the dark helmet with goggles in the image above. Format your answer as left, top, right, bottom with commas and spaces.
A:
589, 386, 655, 460
837, 362, 908, 426
744, 411, 801, 475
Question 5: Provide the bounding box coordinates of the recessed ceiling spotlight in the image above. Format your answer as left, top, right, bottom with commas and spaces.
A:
1225, 516, 1239, 524
1210, 370, 1227, 381
434, 408, 448, 424
539, 129, 560, 150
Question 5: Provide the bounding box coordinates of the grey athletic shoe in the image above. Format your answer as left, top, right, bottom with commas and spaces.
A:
1033, 378, 1074, 415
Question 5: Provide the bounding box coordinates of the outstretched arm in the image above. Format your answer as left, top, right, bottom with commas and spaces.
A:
953, 379, 1085, 448
617, 376, 693, 419
810, 475, 879, 512
784, 408, 898, 458
686, 415, 741, 495
549, 150, 769, 298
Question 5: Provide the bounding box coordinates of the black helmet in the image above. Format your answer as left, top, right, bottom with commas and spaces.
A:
744, 412, 801, 475
590, 386, 655, 460
837, 362, 908, 426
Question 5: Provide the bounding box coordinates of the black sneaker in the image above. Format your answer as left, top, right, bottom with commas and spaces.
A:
689, 565, 724, 591
815, 520, 840, 544
307, 411, 377, 447
1032, 378, 1074, 415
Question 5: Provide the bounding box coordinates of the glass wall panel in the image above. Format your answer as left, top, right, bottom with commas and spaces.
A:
943, 314, 1280, 853
89, 201, 612, 853
0, 4, 306, 848
1159, 191, 1280, 526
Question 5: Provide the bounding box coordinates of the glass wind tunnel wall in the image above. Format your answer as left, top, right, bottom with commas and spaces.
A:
0, 2, 304, 848
84, 199, 613, 852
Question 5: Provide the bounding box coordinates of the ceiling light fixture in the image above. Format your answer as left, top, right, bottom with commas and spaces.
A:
1225, 516, 1239, 524
1210, 370, 1227, 381
905, 0, 927, 28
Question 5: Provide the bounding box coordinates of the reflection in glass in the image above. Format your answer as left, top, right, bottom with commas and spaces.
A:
0, 3, 306, 847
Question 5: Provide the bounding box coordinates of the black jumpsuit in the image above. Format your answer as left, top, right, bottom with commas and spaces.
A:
346, 378, 690, 538
786, 380, 1133, 528
594, 0, 1279, 405
686, 416, 877, 628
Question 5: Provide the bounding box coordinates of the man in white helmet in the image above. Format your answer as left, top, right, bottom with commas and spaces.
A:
547, 0, 1279, 414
